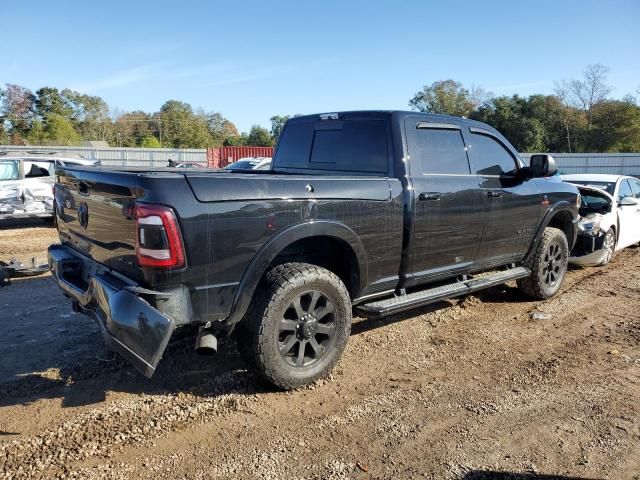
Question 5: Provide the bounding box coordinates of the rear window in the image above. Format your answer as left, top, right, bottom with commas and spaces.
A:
0, 160, 19, 181
274, 119, 388, 174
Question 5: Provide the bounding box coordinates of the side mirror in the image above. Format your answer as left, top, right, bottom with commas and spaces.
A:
529, 154, 557, 177
620, 196, 640, 206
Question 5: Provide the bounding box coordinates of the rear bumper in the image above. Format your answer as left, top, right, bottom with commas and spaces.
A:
48, 244, 175, 377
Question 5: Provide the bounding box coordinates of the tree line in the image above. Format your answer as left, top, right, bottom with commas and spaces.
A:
409, 64, 640, 152
1, 64, 638, 152
0, 85, 284, 148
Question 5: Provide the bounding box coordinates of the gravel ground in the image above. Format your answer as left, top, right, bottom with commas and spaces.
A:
0, 224, 639, 480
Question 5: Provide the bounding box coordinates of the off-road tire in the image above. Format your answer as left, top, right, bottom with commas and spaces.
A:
598, 228, 616, 266
237, 262, 352, 390
517, 227, 569, 299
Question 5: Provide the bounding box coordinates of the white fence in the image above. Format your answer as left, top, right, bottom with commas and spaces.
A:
521, 153, 640, 176
0, 145, 207, 167
2, 146, 640, 175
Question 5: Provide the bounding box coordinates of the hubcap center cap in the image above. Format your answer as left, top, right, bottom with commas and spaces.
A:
298, 314, 318, 339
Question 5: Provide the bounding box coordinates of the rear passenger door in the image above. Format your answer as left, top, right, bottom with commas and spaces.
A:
465, 127, 542, 266
405, 120, 485, 285
22, 160, 55, 214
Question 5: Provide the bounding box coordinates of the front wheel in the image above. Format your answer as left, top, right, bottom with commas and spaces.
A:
517, 227, 569, 299
598, 228, 616, 266
239, 262, 352, 390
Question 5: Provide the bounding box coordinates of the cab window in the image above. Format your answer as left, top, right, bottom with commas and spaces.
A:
408, 127, 470, 175
469, 132, 518, 176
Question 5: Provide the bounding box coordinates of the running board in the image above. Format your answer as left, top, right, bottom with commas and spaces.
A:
356, 267, 531, 317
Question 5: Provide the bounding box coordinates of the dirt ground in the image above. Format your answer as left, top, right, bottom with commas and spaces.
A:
0, 223, 639, 480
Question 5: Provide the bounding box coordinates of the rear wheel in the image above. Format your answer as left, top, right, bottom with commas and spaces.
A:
238, 262, 352, 389
598, 228, 616, 266
517, 227, 569, 299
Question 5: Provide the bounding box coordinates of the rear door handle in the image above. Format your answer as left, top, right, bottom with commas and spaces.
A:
419, 192, 441, 201
486, 190, 503, 198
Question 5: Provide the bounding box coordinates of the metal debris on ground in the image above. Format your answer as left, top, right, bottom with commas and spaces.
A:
0, 257, 49, 287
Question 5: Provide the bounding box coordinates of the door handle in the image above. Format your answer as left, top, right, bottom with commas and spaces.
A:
486, 190, 503, 198
419, 192, 441, 201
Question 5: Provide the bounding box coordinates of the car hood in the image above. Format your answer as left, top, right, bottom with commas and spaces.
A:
571, 184, 615, 204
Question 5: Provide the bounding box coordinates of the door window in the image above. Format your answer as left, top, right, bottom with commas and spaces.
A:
629, 178, 640, 198
410, 128, 470, 175
0, 161, 19, 181
469, 132, 518, 176
24, 161, 52, 178
618, 179, 633, 202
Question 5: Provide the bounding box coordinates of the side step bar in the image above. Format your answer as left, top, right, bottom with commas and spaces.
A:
356, 266, 530, 317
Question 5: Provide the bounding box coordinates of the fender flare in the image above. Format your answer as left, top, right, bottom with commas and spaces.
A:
525, 201, 578, 262
226, 220, 368, 326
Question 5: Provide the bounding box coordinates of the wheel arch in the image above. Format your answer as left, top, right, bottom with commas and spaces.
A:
525, 202, 578, 263
226, 220, 368, 327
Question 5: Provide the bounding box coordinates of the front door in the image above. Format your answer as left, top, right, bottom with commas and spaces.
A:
404, 119, 485, 286
464, 127, 542, 267
616, 178, 640, 249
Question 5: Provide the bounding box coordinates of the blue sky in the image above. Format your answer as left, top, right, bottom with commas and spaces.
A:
2, 0, 639, 132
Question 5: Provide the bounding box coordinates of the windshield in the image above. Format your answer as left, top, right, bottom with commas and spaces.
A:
0, 160, 19, 181
568, 180, 616, 195
226, 160, 258, 170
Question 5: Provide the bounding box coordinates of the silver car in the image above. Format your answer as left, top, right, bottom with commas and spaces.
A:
0, 151, 98, 220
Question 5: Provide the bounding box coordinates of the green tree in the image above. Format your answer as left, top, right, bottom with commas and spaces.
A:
2, 83, 35, 138
158, 100, 213, 148
113, 110, 154, 146
43, 114, 81, 145
207, 112, 238, 146
269, 115, 290, 142
588, 99, 640, 152
246, 125, 273, 146
35, 87, 74, 120
471, 95, 546, 152
223, 134, 248, 146
27, 118, 47, 144
141, 136, 162, 148
409, 79, 475, 117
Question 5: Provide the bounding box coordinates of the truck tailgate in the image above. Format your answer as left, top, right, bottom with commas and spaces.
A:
55, 167, 145, 282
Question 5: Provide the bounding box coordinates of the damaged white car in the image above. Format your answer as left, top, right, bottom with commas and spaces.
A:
562, 174, 640, 266
0, 151, 98, 221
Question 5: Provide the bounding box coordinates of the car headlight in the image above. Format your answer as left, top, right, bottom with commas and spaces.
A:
578, 216, 602, 236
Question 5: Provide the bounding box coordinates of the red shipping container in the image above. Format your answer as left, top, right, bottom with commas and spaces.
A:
207, 146, 274, 168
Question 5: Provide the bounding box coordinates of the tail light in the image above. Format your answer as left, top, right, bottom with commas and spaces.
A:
134, 203, 186, 269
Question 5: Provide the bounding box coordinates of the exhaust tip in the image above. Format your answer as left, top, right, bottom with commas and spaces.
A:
195, 327, 218, 356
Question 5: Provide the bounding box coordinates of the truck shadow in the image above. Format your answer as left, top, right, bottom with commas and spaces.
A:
0, 282, 537, 410
0, 322, 269, 410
